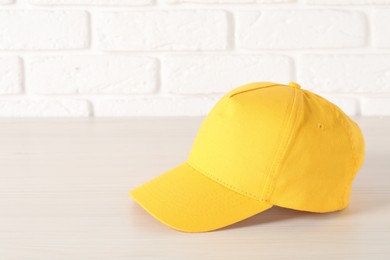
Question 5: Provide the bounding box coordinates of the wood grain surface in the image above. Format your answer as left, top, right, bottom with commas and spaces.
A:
0, 117, 389, 259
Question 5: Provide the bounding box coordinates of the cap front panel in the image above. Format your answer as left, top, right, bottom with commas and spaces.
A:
187, 84, 296, 199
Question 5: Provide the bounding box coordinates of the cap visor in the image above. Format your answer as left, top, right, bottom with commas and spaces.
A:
130, 162, 272, 233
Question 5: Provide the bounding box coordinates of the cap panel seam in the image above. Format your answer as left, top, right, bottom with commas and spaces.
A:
229, 83, 281, 98
329, 105, 359, 173
186, 160, 261, 201
327, 103, 360, 209
262, 87, 300, 203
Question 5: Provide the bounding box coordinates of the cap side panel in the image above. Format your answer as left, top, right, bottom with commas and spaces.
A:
270, 90, 357, 212
301, 90, 365, 208
304, 90, 365, 175
319, 97, 365, 208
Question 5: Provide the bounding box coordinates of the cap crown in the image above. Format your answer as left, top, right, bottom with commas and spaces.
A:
187, 82, 365, 212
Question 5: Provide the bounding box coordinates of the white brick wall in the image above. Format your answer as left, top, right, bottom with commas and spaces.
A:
0, 1, 389, 117
27, 56, 157, 94
372, 10, 390, 48
299, 55, 390, 93
167, 0, 293, 3
0, 0, 13, 4
163, 55, 292, 94
0, 10, 88, 50
94, 97, 218, 116
0, 56, 21, 94
361, 98, 390, 116
0, 98, 90, 117
95, 11, 228, 51
237, 10, 366, 49
306, 0, 390, 4
27, 0, 152, 5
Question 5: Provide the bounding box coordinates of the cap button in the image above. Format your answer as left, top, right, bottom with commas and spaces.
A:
288, 82, 301, 89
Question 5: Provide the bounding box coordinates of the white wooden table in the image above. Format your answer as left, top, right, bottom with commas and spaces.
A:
0, 117, 389, 259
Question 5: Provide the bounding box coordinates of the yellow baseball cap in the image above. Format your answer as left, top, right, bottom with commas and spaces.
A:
130, 82, 365, 233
